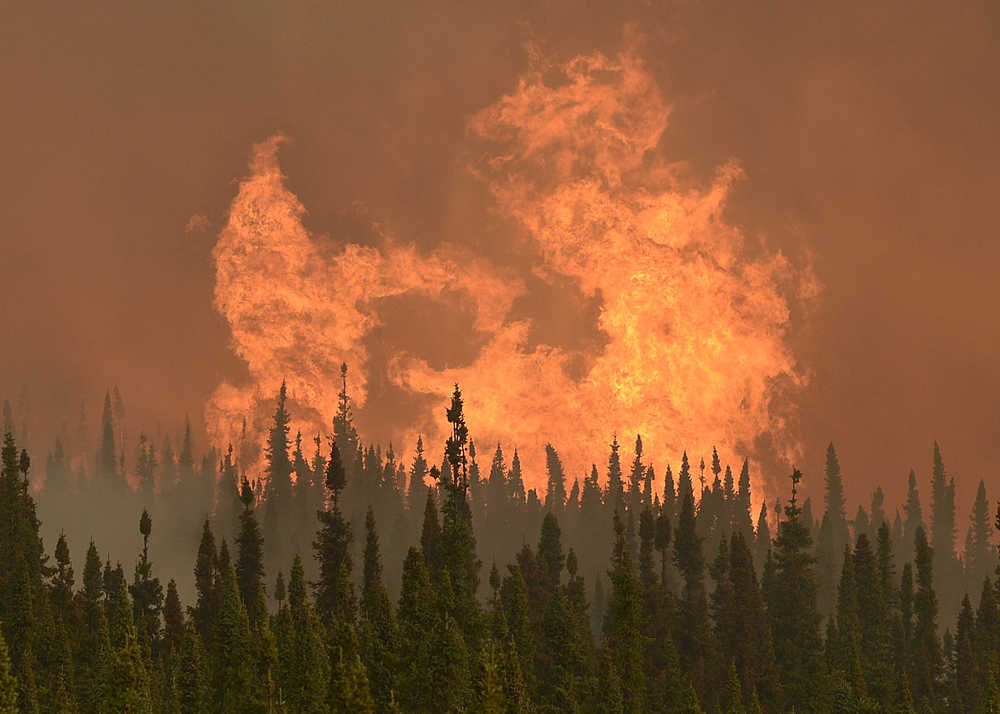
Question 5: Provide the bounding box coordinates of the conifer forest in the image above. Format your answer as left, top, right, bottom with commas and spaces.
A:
3, 0, 998, 712
0, 378, 997, 712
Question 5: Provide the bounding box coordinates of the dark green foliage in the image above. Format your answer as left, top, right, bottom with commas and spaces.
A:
212, 561, 255, 712
0, 628, 18, 714
276, 555, 329, 713
544, 444, 567, 511
313, 440, 356, 626
603, 511, 645, 711
236, 477, 266, 622
9, 385, 1000, 712
911, 526, 943, 708
360, 508, 397, 712
177, 622, 208, 713
674, 490, 710, 695
767, 468, 824, 711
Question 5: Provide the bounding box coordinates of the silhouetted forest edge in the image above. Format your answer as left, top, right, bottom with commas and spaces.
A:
0, 379, 997, 712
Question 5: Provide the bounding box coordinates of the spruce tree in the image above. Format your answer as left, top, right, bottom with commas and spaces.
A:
0, 628, 18, 714
78, 541, 110, 714
191, 520, 219, 652
544, 444, 567, 512
177, 622, 208, 714
313, 441, 355, 626
967, 480, 996, 595
753, 500, 770, 573
439, 385, 482, 651
767, 468, 823, 711
395, 547, 441, 711
360, 508, 396, 712
603, 511, 646, 711
212, 561, 254, 713
953, 595, 981, 712
130, 509, 163, 657
277, 555, 329, 713
235, 477, 266, 623
817, 444, 849, 617
605, 436, 624, 515
911, 526, 943, 709
103, 578, 152, 713
627, 435, 644, 514
902, 469, 923, 570
673, 489, 710, 695
96, 391, 117, 482
263, 382, 294, 574
930, 442, 958, 622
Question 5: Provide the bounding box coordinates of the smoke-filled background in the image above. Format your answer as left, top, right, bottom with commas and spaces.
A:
2, 0, 998, 516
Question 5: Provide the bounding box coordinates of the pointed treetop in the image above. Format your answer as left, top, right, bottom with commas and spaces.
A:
240, 476, 254, 508
444, 383, 469, 491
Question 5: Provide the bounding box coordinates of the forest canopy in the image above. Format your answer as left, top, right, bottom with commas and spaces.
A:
0, 380, 997, 712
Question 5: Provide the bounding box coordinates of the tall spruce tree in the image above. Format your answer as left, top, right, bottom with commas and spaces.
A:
967, 480, 996, 595
264, 382, 294, 573
930, 442, 958, 622
605, 436, 624, 515
674, 489, 710, 695
544, 444, 567, 512
817, 443, 849, 617
603, 511, 646, 712
767, 468, 823, 711
360, 508, 396, 712
313, 440, 355, 627
911, 526, 943, 709
902, 469, 923, 568
235, 477, 266, 623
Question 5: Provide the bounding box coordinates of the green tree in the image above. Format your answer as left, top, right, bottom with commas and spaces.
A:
191, 520, 219, 653
0, 627, 19, 714
102, 579, 152, 713
605, 436, 625, 516
930, 443, 958, 622
910, 526, 942, 709
235, 477, 266, 623
953, 595, 981, 712
767, 468, 823, 711
263, 382, 294, 574
360, 508, 397, 712
313, 441, 355, 626
674, 489, 710, 695
603, 512, 646, 712
817, 443, 849, 616
967, 480, 996, 594
544, 444, 567, 512
212, 561, 255, 713
276, 555, 329, 713
439, 386, 483, 651
96, 391, 117, 481
177, 622, 208, 714
901, 470, 923, 568
130, 510, 163, 657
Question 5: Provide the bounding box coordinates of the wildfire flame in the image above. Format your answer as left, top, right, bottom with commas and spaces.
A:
206, 44, 818, 501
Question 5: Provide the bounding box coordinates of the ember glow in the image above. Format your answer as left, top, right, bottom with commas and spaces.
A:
207, 47, 818, 499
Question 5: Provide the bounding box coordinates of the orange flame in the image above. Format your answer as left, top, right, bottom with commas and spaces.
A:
206, 45, 818, 501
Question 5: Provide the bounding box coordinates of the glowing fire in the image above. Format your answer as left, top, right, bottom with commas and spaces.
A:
206, 45, 818, 500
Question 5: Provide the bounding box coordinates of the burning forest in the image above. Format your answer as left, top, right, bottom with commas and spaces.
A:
2, 1, 999, 712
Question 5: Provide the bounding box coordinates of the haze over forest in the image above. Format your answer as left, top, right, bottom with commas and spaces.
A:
2, 0, 998, 514
0, 1, 999, 712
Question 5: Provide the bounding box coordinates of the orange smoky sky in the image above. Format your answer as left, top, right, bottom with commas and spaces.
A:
1, 1, 997, 513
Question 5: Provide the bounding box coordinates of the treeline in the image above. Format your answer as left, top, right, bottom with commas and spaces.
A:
0, 380, 997, 711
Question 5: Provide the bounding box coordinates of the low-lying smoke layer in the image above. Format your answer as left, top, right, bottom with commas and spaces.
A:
207, 46, 818, 498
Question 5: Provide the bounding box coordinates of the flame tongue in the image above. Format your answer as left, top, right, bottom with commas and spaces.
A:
207, 46, 817, 500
